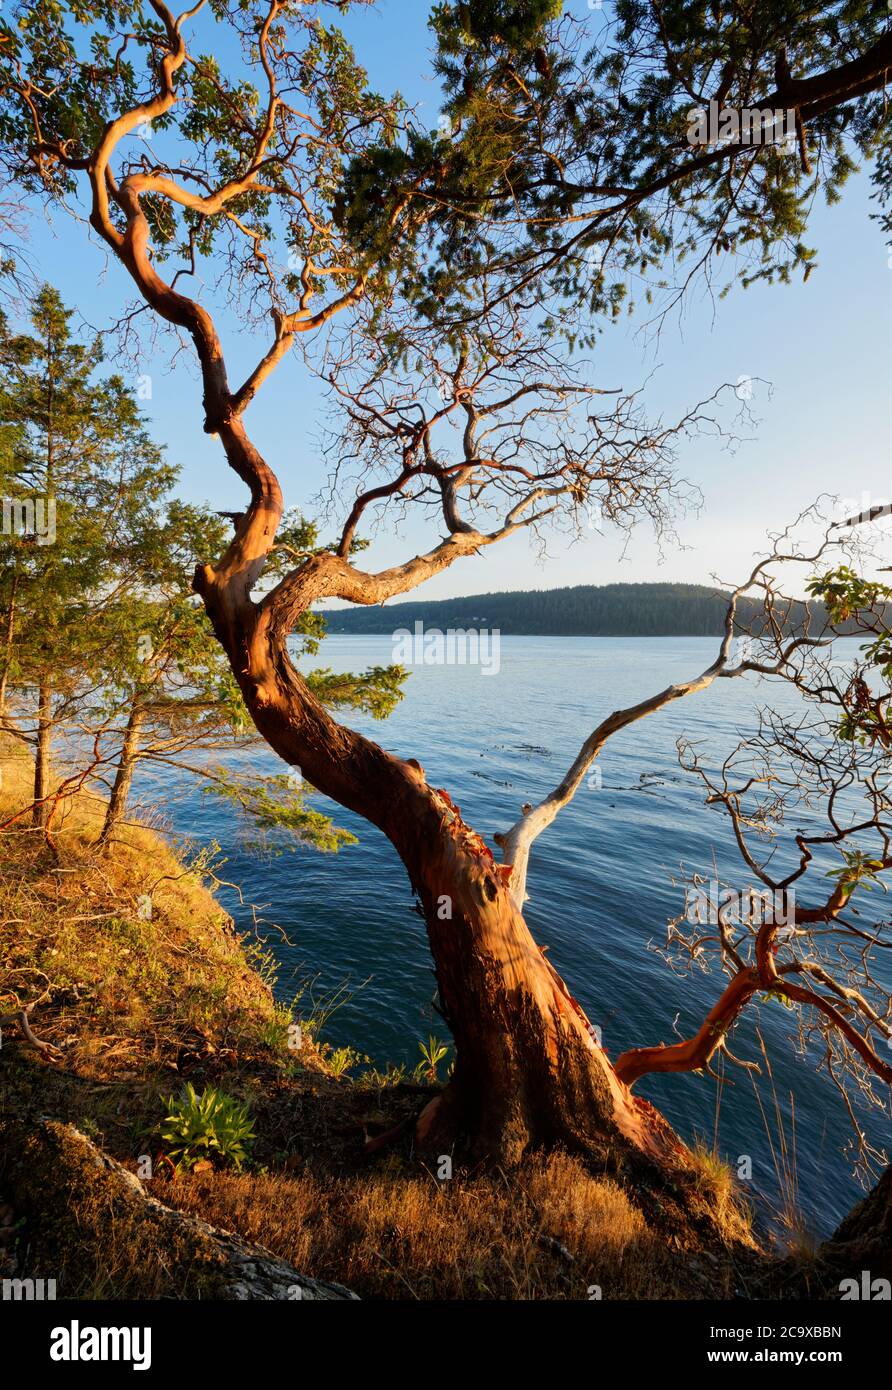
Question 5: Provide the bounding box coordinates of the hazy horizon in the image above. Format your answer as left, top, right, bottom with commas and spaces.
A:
315, 576, 768, 609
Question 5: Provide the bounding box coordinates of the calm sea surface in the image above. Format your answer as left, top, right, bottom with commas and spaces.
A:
135, 635, 892, 1237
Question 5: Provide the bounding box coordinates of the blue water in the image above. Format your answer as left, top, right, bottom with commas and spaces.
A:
135, 635, 892, 1237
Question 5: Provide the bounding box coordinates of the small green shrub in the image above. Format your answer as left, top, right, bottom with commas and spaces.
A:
322, 1043, 366, 1078
159, 1083, 255, 1172
415, 1034, 450, 1083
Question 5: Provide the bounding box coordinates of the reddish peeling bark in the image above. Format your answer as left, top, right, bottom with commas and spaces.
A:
615, 911, 892, 1090
615, 969, 761, 1087
192, 569, 681, 1166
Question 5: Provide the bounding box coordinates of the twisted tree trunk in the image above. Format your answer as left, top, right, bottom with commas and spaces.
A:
79, 126, 689, 1173
194, 556, 680, 1170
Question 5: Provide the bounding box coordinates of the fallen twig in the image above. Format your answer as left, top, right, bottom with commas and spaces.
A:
0, 1005, 61, 1057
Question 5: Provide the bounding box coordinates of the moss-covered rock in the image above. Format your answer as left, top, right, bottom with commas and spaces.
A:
0, 1118, 357, 1300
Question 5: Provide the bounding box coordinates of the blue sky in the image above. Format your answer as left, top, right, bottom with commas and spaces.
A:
13, 0, 892, 599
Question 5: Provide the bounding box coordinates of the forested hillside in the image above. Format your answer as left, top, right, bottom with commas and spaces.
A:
318, 583, 807, 636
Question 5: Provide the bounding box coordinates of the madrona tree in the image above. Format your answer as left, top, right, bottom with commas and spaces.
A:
1, 0, 889, 1180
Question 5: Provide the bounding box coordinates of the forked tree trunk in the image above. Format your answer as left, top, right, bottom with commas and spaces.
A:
194, 576, 683, 1172
98, 704, 144, 849
88, 174, 687, 1173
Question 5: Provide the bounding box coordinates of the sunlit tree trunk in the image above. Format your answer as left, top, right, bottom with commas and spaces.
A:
98, 703, 144, 849
195, 560, 675, 1169
80, 129, 686, 1171
32, 679, 52, 829
0, 568, 17, 722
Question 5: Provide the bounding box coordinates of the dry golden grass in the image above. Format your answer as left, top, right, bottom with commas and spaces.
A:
0, 738, 752, 1301
166, 1149, 720, 1300
0, 735, 333, 1155
687, 1140, 753, 1245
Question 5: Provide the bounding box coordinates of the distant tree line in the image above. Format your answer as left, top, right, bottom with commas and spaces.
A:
320, 583, 844, 637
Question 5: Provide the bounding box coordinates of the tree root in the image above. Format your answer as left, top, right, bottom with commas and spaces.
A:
0, 1006, 61, 1057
